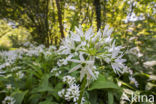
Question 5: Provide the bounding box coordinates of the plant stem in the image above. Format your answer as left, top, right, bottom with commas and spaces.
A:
78, 76, 87, 104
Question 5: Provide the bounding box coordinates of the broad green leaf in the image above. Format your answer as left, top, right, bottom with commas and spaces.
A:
39, 100, 57, 104
28, 94, 42, 104
11, 90, 28, 104
25, 73, 33, 89
52, 82, 64, 100
88, 75, 120, 91
31, 74, 53, 93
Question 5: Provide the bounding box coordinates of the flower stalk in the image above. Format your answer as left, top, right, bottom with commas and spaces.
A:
78, 76, 87, 104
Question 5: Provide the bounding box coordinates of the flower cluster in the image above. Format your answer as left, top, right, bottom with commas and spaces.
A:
2, 96, 16, 104
6, 84, 12, 90
2, 83, 15, 104
0, 49, 24, 70
57, 25, 128, 81
0, 44, 56, 72
63, 75, 76, 86
50, 67, 62, 77
58, 76, 84, 103
16, 71, 24, 79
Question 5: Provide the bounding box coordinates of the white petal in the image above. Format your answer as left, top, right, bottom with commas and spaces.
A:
79, 53, 85, 61
69, 64, 81, 73
92, 30, 101, 43
85, 27, 93, 40
70, 31, 81, 41
80, 69, 85, 81
86, 67, 96, 79
69, 59, 81, 63
107, 27, 113, 36
103, 25, 109, 36
86, 61, 94, 64
75, 26, 83, 36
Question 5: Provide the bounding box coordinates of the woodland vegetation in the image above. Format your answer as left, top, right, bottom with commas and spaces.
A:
0, 0, 155, 104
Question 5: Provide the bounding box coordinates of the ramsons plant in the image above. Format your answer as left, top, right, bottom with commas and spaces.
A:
0, 25, 140, 104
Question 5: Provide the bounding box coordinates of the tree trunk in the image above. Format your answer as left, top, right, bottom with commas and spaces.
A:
55, 0, 64, 38
94, 0, 101, 31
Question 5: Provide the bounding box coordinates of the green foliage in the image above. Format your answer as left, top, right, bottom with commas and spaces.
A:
0, 45, 9, 51
0, 47, 62, 103
87, 75, 122, 104
11, 90, 28, 104
0, 20, 31, 48
88, 75, 120, 90
0, 0, 155, 103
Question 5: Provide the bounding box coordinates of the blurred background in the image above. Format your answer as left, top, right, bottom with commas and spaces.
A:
0, 0, 156, 89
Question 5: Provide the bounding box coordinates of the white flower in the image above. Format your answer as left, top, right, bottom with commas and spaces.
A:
58, 84, 80, 102
75, 26, 83, 37
51, 67, 61, 77
58, 89, 65, 97
92, 30, 101, 43
58, 76, 81, 103
94, 71, 99, 78
57, 54, 74, 66
57, 25, 128, 79
55, 71, 61, 77
69, 53, 96, 81
0, 63, 11, 70
65, 84, 80, 102
23, 42, 33, 47
70, 31, 81, 42
111, 55, 127, 75
63, 75, 76, 86
81, 97, 86, 104
84, 27, 94, 41
48, 45, 56, 50
109, 41, 123, 59
128, 47, 143, 57
129, 76, 139, 87
6, 84, 12, 90
2, 96, 16, 104
50, 67, 57, 73
58, 38, 81, 56
16, 71, 24, 79
0, 49, 25, 64
106, 41, 127, 75
104, 36, 112, 43
11, 66, 21, 72
102, 24, 114, 37
144, 61, 156, 67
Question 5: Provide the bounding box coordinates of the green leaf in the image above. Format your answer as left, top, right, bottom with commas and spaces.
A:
39, 100, 57, 104
88, 75, 120, 91
25, 73, 33, 89
52, 82, 64, 100
31, 74, 53, 93
28, 94, 42, 104
11, 90, 28, 104
108, 92, 114, 104
88, 91, 98, 104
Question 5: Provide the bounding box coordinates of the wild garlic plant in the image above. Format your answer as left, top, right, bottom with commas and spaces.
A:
56, 25, 139, 103
58, 25, 129, 81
